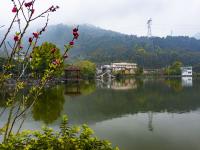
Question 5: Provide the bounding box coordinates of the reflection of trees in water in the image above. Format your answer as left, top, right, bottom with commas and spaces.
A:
64, 78, 200, 124
0, 78, 199, 131
32, 85, 65, 124
0, 86, 15, 107
65, 81, 96, 96
164, 78, 183, 92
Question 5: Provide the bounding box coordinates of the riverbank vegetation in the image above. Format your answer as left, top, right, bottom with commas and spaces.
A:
164, 61, 183, 75
0, 116, 118, 150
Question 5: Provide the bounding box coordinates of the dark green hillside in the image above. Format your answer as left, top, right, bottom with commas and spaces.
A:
2, 24, 200, 68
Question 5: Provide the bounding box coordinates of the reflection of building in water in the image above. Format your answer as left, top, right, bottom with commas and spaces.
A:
97, 78, 138, 90
111, 79, 137, 90
181, 66, 192, 76
65, 83, 81, 96
182, 77, 193, 87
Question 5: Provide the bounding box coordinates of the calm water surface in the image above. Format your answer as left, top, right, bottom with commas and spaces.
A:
1, 77, 200, 150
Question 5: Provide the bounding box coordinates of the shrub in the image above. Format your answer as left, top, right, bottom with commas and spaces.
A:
0, 116, 119, 150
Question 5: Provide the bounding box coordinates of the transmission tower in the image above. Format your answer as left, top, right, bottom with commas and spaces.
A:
147, 18, 152, 37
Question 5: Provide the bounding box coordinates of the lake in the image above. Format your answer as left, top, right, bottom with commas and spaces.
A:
1, 77, 200, 150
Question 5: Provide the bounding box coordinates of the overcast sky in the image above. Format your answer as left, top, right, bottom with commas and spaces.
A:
1, 0, 200, 37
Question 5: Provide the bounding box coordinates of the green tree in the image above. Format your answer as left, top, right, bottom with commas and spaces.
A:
164, 61, 183, 75
74, 60, 96, 79
30, 42, 64, 77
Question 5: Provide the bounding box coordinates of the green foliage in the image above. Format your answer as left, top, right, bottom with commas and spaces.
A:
0, 116, 119, 150
30, 42, 64, 77
74, 60, 96, 79
164, 61, 183, 75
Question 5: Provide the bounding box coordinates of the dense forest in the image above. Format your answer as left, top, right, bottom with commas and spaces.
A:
1, 24, 200, 69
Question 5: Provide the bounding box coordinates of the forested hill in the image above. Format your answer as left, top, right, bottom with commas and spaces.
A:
26, 24, 200, 68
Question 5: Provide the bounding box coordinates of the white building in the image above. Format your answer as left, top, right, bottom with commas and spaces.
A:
181, 66, 192, 76
111, 62, 137, 74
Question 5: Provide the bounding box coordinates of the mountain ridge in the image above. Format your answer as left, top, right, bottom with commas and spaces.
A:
1, 24, 200, 68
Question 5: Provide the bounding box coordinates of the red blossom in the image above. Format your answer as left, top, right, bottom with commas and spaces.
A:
69, 41, 74, 46
73, 28, 78, 32
72, 28, 79, 39
33, 32, 39, 38
73, 32, 79, 39
29, 37, 33, 43
14, 35, 19, 41
12, 6, 17, 13
25, 2, 33, 7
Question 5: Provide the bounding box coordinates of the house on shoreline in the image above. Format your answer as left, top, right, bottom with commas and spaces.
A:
181, 66, 192, 76
99, 62, 138, 75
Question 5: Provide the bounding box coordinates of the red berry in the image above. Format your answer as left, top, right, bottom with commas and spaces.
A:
12, 6, 17, 13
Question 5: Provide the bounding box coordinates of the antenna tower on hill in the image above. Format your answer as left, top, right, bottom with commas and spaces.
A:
147, 18, 152, 37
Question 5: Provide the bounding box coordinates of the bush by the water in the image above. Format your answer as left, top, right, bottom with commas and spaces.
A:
0, 116, 118, 150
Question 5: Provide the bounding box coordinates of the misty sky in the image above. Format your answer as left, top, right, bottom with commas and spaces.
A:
1, 0, 200, 37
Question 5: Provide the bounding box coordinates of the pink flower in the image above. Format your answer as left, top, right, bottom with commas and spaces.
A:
25, 2, 33, 7
12, 6, 17, 13
73, 32, 79, 39
72, 28, 79, 39
33, 32, 39, 38
14, 35, 19, 41
69, 41, 74, 46
73, 28, 78, 32
29, 37, 33, 43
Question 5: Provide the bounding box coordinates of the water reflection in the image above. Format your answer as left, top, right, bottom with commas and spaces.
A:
65, 81, 96, 96
32, 85, 65, 124
96, 78, 141, 90
182, 77, 193, 87
0, 77, 200, 150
